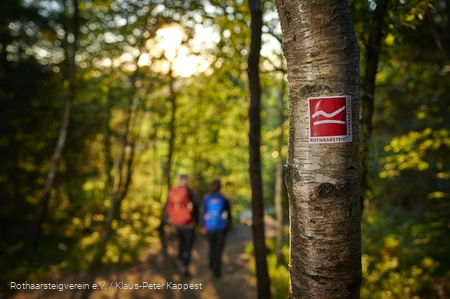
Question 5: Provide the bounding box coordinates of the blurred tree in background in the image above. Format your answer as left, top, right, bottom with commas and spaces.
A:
0, 0, 449, 298
353, 0, 450, 297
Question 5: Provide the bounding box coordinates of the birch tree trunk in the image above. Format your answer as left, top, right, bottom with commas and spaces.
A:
273, 1, 362, 298
247, 0, 272, 298
33, 0, 78, 248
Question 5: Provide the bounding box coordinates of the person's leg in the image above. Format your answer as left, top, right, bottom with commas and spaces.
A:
176, 228, 190, 276
183, 228, 196, 267
176, 228, 195, 277
207, 232, 215, 270
177, 228, 186, 262
215, 230, 227, 275
211, 231, 226, 277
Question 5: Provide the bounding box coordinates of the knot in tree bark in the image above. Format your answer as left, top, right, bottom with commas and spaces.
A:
317, 182, 336, 197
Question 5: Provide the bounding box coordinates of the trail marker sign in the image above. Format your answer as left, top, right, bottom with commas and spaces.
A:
308, 96, 352, 144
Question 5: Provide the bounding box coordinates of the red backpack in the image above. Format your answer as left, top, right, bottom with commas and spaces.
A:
166, 186, 193, 226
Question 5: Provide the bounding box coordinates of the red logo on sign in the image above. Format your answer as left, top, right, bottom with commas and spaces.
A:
308, 96, 352, 143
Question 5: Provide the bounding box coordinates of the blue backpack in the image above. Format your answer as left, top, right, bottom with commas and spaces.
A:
204, 195, 228, 232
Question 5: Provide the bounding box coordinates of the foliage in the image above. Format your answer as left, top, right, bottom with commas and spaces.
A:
0, 0, 449, 297
263, 205, 450, 298
381, 128, 450, 178
361, 204, 450, 298
245, 234, 290, 299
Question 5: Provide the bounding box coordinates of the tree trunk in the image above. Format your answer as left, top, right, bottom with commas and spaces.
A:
274, 1, 362, 298
422, 3, 450, 65
360, 0, 389, 212
114, 62, 140, 220
165, 67, 177, 191
33, 0, 78, 248
81, 75, 140, 299
275, 78, 286, 266
80, 175, 118, 299
247, 0, 272, 298
160, 65, 177, 256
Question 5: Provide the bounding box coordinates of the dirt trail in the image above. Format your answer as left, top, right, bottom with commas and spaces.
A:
11, 223, 259, 299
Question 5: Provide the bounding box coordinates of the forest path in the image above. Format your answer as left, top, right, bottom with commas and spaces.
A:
11, 220, 280, 299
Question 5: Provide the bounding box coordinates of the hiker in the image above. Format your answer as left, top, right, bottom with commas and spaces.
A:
201, 179, 232, 278
165, 174, 198, 277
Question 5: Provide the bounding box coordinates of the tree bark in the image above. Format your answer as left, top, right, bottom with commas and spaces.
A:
360, 0, 389, 212
247, 0, 272, 298
275, 78, 286, 266
33, 0, 78, 248
274, 1, 362, 298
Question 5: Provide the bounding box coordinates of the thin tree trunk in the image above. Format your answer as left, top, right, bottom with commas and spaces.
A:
79, 82, 119, 299
81, 88, 138, 299
80, 174, 119, 299
80, 57, 144, 299
275, 78, 286, 266
116, 140, 136, 212
274, 1, 361, 298
247, 0, 272, 298
103, 95, 113, 188
113, 49, 148, 215
33, 0, 78, 248
160, 66, 177, 256
114, 63, 140, 219
165, 66, 177, 191
9, 135, 21, 204
422, 3, 450, 65
360, 0, 389, 212
153, 136, 163, 200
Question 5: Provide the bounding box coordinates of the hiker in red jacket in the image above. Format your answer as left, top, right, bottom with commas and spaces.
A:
165, 175, 199, 277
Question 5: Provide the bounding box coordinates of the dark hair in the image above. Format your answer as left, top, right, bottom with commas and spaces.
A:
179, 174, 189, 186
209, 179, 221, 192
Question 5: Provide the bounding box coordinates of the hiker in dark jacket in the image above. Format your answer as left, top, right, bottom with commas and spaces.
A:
201, 179, 232, 278
165, 174, 198, 277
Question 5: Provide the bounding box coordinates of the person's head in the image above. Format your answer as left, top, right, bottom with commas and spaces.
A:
209, 179, 221, 193
179, 174, 189, 187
